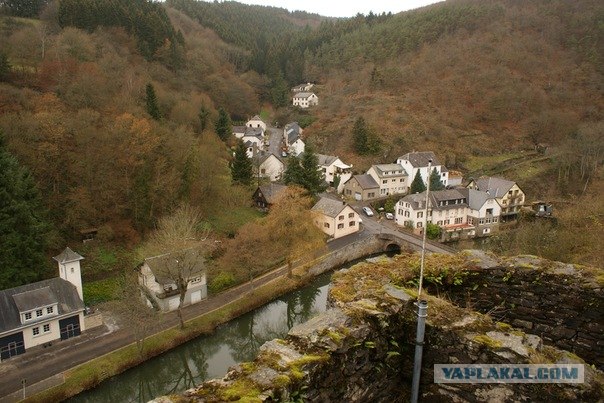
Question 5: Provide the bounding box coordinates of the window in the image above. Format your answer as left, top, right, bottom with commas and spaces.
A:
400, 178, 404, 182
417, 212, 423, 218
483, 228, 491, 234
455, 217, 463, 224
339, 215, 344, 221
382, 180, 387, 184
324, 223, 330, 228
46, 306, 53, 314
349, 221, 356, 226
479, 218, 485, 225
444, 219, 450, 225
485, 218, 492, 224
391, 179, 396, 183
25, 312, 32, 320
417, 222, 423, 228
260, 169, 266, 174
348, 213, 354, 218
437, 220, 442, 225
43, 324, 50, 333
71, 267, 74, 274
486, 208, 493, 215
36, 309, 43, 317
346, 189, 351, 195
337, 223, 344, 229
468, 217, 474, 225
493, 217, 498, 223
368, 192, 375, 198
33, 327, 40, 336
404, 211, 410, 217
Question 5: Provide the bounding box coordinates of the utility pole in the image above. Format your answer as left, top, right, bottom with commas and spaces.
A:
410, 159, 431, 403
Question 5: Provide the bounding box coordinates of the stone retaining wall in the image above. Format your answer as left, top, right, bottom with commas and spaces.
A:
438, 252, 604, 369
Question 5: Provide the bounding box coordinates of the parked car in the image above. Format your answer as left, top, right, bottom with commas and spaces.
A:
385, 212, 394, 220
362, 206, 374, 217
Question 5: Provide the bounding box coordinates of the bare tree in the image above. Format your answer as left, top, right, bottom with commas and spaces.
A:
144, 204, 209, 329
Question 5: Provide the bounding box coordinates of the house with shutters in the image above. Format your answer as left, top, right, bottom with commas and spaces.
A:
311, 197, 360, 239
366, 164, 409, 196
316, 154, 352, 193
394, 188, 501, 241
0, 247, 86, 362
292, 92, 319, 108
342, 174, 380, 201
396, 151, 449, 191
138, 249, 207, 313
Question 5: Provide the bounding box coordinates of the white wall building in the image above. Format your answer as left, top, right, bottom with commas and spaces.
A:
311, 197, 360, 239
397, 151, 449, 191
246, 115, 267, 131
316, 154, 352, 193
366, 164, 408, 196
293, 92, 319, 108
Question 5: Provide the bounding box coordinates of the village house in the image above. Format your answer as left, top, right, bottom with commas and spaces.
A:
246, 115, 267, 131
291, 82, 314, 93
311, 197, 360, 239
240, 127, 265, 158
0, 247, 86, 362
395, 188, 501, 241
342, 174, 380, 201
466, 176, 525, 222
253, 152, 285, 182
253, 183, 288, 209
292, 92, 319, 108
316, 154, 352, 193
138, 250, 207, 313
397, 151, 449, 191
283, 122, 305, 156
366, 163, 408, 196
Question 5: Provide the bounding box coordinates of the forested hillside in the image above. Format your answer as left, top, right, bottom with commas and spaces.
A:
0, 2, 263, 259
0, 0, 602, 284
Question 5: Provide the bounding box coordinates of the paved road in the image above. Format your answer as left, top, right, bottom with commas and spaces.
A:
0, 216, 453, 400
265, 126, 283, 157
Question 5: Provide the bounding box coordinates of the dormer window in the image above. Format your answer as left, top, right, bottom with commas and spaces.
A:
25, 312, 32, 320
47, 306, 54, 314
36, 309, 43, 317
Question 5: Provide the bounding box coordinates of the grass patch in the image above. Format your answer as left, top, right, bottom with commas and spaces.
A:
83, 277, 122, 305
208, 206, 262, 236
464, 152, 524, 172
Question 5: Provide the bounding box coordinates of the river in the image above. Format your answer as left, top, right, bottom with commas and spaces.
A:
69, 271, 333, 402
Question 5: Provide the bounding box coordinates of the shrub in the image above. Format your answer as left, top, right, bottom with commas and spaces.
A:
209, 272, 237, 294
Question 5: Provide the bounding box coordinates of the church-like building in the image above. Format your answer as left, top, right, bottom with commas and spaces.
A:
0, 247, 86, 362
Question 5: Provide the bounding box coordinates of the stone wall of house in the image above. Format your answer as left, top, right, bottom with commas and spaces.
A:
436, 251, 604, 369
152, 253, 604, 403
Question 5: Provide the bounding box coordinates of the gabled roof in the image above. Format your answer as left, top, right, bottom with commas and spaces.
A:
458, 188, 493, 211
369, 164, 408, 177
311, 197, 348, 218
316, 154, 338, 166
348, 174, 379, 190
398, 151, 444, 169
471, 176, 517, 197
0, 278, 84, 333
144, 249, 206, 286
242, 127, 264, 138
53, 247, 84, 264
256, 152, 284, 166
398, 192, 427, 210
285, 122, 302, 143
257, 183, 288, 204
248, 115, 264, 122
294, 92, 316, 99
232, 125, 246, 134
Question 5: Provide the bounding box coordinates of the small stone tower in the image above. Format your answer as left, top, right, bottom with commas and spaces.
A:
53, 247, 84, 301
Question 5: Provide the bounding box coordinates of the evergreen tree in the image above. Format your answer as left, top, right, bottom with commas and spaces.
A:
215, 107, 232, 142
283, 155, 303, 185
198, 105, 210, 133
429, 168, 445, 190
352, 116, 380, 155
270, 74, 289, 107
0, 134, 50, 290
145, 83, 161, 120
299, 146, 327, 196
352, 116, 369, 154
410, 170, 427, 194
230, 140, 253, 186
0, 52, 11, 82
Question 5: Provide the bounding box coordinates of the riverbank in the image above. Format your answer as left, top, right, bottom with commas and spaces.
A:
15, 233, 391, 402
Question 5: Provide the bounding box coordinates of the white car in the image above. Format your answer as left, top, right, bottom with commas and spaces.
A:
362, 207, 374, 217
385, 212, 394, 220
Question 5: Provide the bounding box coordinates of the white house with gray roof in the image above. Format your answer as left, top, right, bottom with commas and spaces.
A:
395, 188, 501, 240
316, 154, 352, 193
0, 247, 86, 362
254, 152, 285, 182
138, 249, 207, 313
466, 176, 524, 222
366, 163, 409, 196
397, 151, 449, 191
283, 122, 305, 156
293, 92, 318, 108
311, 197, 360, 239
246, 115, 267, 131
